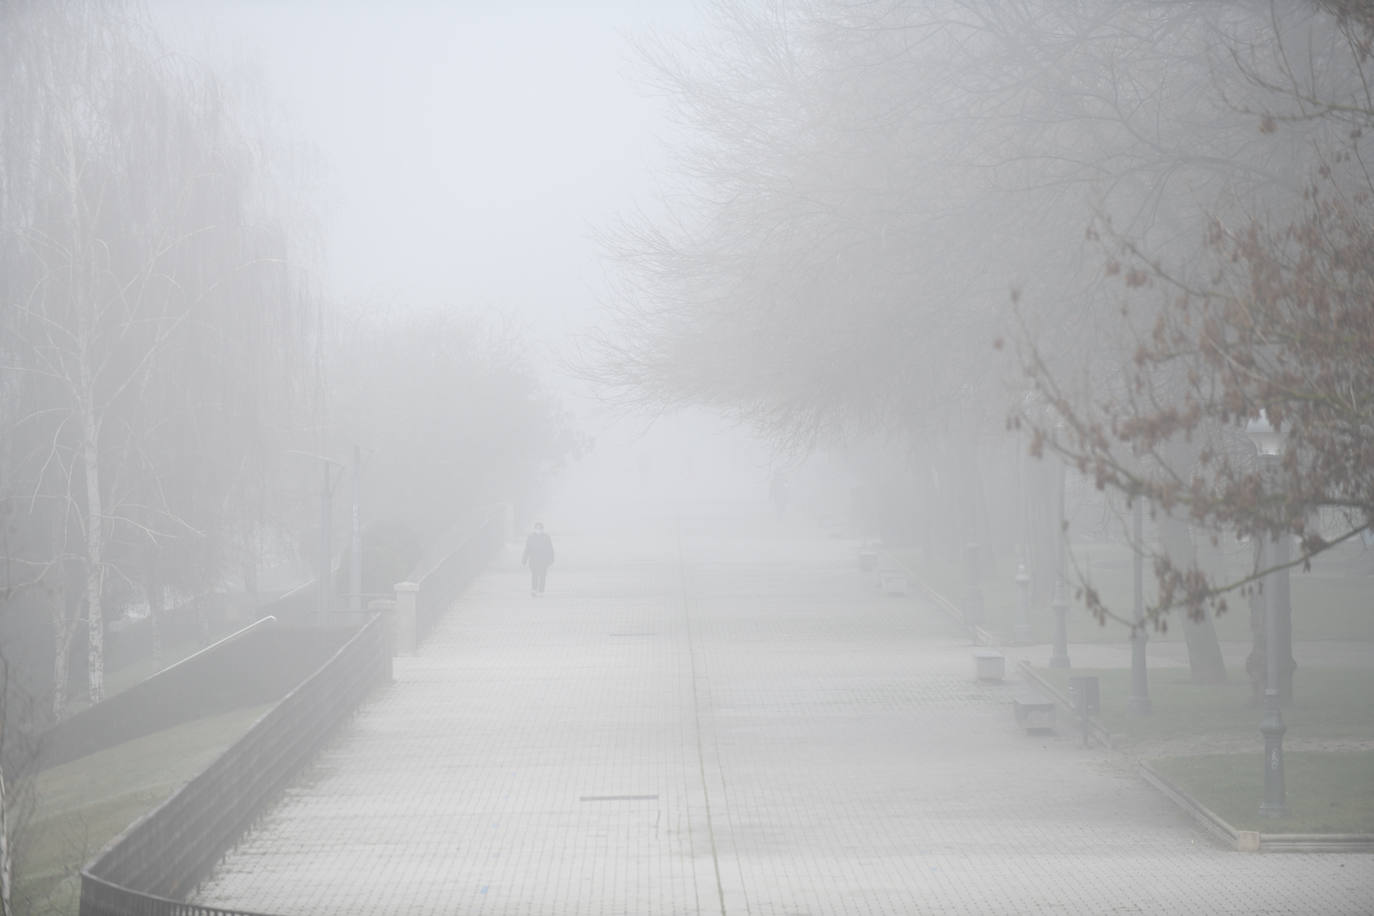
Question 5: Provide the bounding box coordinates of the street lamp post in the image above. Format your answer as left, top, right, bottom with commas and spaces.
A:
965, 542, 985, 628
1128, 496, 1151, 714
1246, 412, 1287, 818
290, 449, 361, 627
1049, 453, 1071, 668
319, 460, 333, 626
1015, 417, 1033, 645
1014, 561, 1032, 644
350, 443, 362, 614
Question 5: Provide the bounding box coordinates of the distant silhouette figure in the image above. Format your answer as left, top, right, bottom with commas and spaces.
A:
521, 522, 555, 596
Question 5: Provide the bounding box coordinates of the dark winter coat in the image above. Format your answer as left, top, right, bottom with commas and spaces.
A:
522, 531, 555, 569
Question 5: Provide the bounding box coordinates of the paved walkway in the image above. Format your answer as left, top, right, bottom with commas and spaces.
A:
193, 502, 1373, 915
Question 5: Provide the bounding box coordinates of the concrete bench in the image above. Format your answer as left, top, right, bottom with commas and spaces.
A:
878, 569, 909, 596
1013, 694, 1056, 734
972, 649, 1005, 681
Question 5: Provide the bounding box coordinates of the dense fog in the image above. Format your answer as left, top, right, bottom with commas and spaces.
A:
2, 2, 1372, 914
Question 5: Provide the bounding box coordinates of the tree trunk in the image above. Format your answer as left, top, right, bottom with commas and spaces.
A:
242, 532, 259, 606
80, 397, 106, 705
48, 574, 76, 721
1159, 513, 1227, 684
0, 653, 12, 916
1, 753, 11, 916
146, 550, 165, 666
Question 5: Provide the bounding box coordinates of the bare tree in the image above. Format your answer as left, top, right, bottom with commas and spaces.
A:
1011, 4, 1374, 627
584, 2, 1323, 680
325, 303, 582, 547
1, 655, 12, 916
0, 0, 317, 710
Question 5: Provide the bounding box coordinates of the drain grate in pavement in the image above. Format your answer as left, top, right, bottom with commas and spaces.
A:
579, 794, 659, 802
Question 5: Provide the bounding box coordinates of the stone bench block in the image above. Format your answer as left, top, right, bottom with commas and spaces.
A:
1013, 694, 1056, 734
973, 649, 1005, 681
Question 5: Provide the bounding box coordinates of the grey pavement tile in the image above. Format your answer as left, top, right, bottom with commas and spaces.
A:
193, 508, 1374, 915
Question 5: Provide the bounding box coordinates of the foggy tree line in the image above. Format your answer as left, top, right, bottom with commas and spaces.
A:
0, 1, 301, 904
588, 0, 1371, 679
325, 304, 581, 552
1012, 1, 1374, 624
0, 0, 314, 720
0, 1, 572, 737
0, 2, 576, 906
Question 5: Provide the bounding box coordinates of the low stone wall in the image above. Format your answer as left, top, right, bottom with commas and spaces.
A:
37, 622, 352, 771
80, 616, 392, 915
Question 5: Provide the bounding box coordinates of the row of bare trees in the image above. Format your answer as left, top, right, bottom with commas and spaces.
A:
585, 0, 1370, 678
326, 303, 584, 548
0, 0, 312, 719
0, 2, 314, 908
1, 4, 580, 910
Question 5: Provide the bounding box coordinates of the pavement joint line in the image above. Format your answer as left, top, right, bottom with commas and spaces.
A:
676, 516, 728, 916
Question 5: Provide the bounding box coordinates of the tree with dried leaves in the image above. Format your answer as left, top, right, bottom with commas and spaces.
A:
1011, 3, 1374, 655
585, 1, 1344, 686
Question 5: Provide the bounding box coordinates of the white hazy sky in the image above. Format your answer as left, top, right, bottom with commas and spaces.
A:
152, 2, 782, 503
154, 1, 697, 349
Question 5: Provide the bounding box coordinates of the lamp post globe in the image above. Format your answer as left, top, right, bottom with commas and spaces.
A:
1246, 411, 1282, 457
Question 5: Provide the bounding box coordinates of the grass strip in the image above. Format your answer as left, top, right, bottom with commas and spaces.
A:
12, 703, 270, 916
1030, 665, 1373, 835
1151, 751, 1374, 834
1033, 666, 1374, 748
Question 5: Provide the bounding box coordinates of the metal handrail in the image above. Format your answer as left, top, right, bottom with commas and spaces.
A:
144, 615, 277, 682
79, 615, 391, 915
81, 872, 281, 916
412, 504, 505, 644
77, 508, 507, 916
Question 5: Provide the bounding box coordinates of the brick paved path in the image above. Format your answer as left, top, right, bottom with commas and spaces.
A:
194, 503, 1373, 915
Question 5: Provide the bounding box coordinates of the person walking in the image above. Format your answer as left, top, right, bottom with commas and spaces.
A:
521, 521, 555, 596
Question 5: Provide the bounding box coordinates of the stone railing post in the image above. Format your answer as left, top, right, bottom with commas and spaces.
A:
393, 582, 419, 655
963, 542, 984, 626
368, 597, 398, 658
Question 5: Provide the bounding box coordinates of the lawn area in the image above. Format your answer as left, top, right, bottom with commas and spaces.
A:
1032, 665, 1374, 835
1151, 752, 1374, 834
1034, 665, 1374, 748
11, 703, 270, 916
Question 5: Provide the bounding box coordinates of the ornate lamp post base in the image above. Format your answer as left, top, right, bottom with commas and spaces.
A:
1014, 562, 1032, 645
1260, 693, 1288, 818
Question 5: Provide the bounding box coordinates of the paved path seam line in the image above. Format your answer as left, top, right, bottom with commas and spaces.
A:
677, 518, 728, 916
